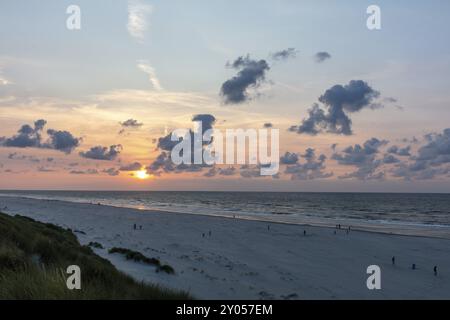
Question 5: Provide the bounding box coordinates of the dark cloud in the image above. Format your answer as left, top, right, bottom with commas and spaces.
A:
263, 123, 273, 128
290, 80, 381, 135
79, 145, 122, 161
416, 129, 450, 164
119, 162, 142, 171
270, 48, 297, 61
0, 119, 80, 153
383, 154, 400, 164
157, 114, 216, 152
37, 166, 55, 172
103, 168, 120, 176
314, 51, 331, 63
332, 138, 387, 180
70, 169, 99, 175
280, 152, 299, 165
44, 129, 80, 154
157, 133, 180, 152
149, 114, 217, 176
239, 164, 273, 179
192, 114, 216, 133
392, 128, 450, 180
220, 55, 270, 104
387, 145, 411, 156
203, 167, 237, 177
284, 148, 333, 180
2, 120, 45, 148
120, 119, 143, 128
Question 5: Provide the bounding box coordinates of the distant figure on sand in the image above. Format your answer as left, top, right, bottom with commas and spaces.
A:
267, 225, 270, 231
202, 233, 205, 238
208, 230, 211, 237
133, 224, 136, 230
412, 263, 416, 270
139, 225, 142, 230
392, 256, 395, 265
303, 230, 306, 236
434, 266, 437, 276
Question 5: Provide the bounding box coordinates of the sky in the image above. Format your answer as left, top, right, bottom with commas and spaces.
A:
1, 0, 450, 192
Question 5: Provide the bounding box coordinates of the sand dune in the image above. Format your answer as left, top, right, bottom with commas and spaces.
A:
1, 195, 449, 299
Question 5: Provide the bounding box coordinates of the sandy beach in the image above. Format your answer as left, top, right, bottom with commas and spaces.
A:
1, 195, 449, 299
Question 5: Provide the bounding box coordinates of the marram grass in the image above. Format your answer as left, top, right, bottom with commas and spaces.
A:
0, 212, 190, 300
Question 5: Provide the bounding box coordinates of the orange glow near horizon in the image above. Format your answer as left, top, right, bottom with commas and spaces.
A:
135, 170, 151, 180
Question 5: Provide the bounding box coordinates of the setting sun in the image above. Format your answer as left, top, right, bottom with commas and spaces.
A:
135, 170, 150, 180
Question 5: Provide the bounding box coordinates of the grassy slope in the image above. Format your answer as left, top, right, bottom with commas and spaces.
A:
0, 212, 190, 299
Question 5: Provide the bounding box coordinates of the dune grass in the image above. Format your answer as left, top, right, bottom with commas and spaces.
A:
108, 247, 175, 274
0, 212, 190, 299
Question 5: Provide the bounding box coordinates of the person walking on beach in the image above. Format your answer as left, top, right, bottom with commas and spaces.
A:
392, 256, 395, 265
267, 225, 270, 231
303, 230, 306, 236
412, 263, 416, 270
133, 224, 137, 230
434, 266, 438, 276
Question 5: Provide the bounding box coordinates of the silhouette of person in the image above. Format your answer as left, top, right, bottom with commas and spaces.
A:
392, 256, 395, 265
412, 263, 416, 270
434, 266, 437, 276
303, 230, 306, 236
133, 224, 136, 230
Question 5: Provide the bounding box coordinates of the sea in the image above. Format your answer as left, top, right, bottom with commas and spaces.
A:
0, 191, 449, 231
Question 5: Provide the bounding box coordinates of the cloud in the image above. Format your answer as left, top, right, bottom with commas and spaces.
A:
148, 114, 216, 175
314, 51, 332, 63
392, 128, 450, 180
127, 0, 152, 43
416, 129, 450, 165
119, 162, 142, 171
290, 80, 381, 135
120, 119, 143, 128
103, 168, 120, 176
383, 154, 400, 164
137, 60, 163, 91
0, 119, 80, 153
37, 167, 55, 173
263, 122, 273, 128
387, 145, 411, 156
220, 55, 270, 104
157, 114, 216, 151
79, 145, 122, 161
270, 48, 297, 61
191, 114, 216, 133
279, 152, 299, 165
70, 169, 99, 175
44, 129, 81, 154
203, 166, 236, 177
284, 148, 333, 180
332, 138, 388, 180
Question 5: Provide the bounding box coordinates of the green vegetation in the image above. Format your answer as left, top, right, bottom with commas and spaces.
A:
108, 247, 175, 274
0, 212, 190, 299
88, 241, 104, 249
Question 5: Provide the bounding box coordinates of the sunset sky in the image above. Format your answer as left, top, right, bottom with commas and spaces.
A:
1, 0, 450, 192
